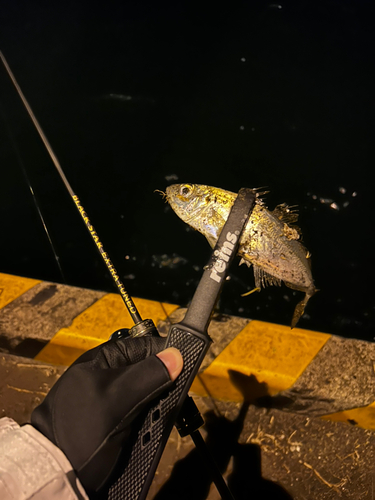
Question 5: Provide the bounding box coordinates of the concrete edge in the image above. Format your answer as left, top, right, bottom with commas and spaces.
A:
0, 272, 374, 431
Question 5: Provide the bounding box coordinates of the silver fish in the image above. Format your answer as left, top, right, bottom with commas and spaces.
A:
165, 183, 317, 328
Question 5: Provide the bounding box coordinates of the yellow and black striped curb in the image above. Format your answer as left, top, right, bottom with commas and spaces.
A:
0, 272, 374, 431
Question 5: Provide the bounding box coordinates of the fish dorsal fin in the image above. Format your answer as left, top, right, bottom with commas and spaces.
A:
253, 265, 282, 289
253, 187, 269, 206
272, 203, 299, 225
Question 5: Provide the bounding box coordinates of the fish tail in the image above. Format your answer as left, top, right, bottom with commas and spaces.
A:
290, 288, 316, 329
291, 299, 307, 329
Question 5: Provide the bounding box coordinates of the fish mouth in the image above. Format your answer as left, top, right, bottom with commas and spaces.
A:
165, 185, 175, 203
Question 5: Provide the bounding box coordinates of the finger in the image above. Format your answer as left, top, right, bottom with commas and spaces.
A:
87, 336, 166, 369
156, 347, 183, 381
115, 336, 166, 363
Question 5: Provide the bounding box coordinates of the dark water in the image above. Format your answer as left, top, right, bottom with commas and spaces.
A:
0, 1, 374, 341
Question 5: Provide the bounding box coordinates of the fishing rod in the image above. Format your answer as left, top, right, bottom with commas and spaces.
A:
0, 50, 155, 336
1, 51, 257, 500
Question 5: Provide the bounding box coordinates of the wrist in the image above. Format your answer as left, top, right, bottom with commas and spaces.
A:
0, 418, 88, 500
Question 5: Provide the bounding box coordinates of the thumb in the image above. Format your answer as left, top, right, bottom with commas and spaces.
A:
156, 347, 183, 381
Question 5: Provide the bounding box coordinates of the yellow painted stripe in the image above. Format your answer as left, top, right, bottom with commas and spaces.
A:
191, 320, 330, 400
0, 270, 369, 431
35, 293, 179, 365
322, 402, 375, 430
0, 273, 41, 309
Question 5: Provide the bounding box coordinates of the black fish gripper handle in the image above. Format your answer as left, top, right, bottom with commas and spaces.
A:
108, 324, 210, 500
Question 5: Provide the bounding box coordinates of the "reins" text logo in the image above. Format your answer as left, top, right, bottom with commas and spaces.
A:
210, 231, 238, 283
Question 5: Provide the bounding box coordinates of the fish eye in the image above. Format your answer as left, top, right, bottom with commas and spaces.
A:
180, 184, 193, 197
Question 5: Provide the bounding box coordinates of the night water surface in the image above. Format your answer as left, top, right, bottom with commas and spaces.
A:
0, 1, 374, 341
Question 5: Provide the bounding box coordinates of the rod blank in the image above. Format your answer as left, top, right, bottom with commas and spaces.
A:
0, 50, 142, 325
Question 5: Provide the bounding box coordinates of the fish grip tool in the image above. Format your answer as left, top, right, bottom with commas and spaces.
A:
108, 188, 256, 500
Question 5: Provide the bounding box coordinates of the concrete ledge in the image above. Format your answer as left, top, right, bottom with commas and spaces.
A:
1, 351, 373, 500
0, 353, 66, 423
0, 272, 374, 431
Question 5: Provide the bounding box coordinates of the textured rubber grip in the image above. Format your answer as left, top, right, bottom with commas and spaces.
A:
108, 188, 256, 500
108, 324, 210, 500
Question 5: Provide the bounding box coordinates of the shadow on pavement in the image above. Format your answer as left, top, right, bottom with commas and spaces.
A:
154, 370, 292, 500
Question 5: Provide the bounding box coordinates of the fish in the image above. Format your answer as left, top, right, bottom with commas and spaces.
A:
165, 183, 317, 328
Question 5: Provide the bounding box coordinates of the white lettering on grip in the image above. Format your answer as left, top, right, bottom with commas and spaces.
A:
209, 231, 238, 283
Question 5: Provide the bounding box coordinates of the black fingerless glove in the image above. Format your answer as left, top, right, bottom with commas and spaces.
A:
31, 335, 173, 495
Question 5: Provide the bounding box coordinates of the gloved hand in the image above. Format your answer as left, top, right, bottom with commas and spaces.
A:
31, 335, 183, 495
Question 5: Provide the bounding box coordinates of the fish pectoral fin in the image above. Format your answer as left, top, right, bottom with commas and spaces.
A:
272, 203, 299, 224
201, 210, 226, 248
